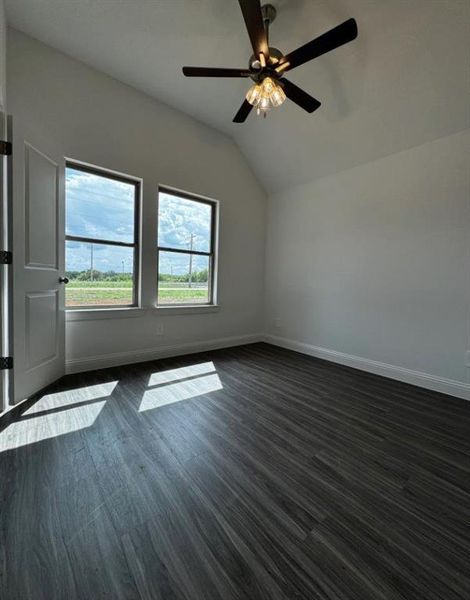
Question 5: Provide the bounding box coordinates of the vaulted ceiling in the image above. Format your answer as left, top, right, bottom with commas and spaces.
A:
5, 0, 470, 193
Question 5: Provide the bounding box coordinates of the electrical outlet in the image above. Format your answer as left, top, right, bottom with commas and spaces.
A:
274, 317, 281, 329
466, 351, 470, 367
156, 323, 164, 336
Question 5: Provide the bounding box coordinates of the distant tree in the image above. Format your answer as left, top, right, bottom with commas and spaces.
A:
65, 270, 80, 279
66, 269, 134, 282
76, 269, 104, 281
158, 269, 207, 283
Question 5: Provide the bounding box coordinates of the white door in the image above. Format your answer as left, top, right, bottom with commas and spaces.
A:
11, 117, 65, 403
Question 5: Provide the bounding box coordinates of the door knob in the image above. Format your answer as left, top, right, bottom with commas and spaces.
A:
59, 277, 69, 284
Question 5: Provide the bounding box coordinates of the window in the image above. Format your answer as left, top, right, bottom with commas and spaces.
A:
65, 162, 140, 308
157, 188, 217, 306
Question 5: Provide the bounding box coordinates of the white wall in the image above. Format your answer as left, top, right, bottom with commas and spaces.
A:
7, 27, 470, 399
7, 29, 266, 370
265, 129, 470, 397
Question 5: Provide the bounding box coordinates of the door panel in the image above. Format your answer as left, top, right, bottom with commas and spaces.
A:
25, 291, 58, 369
12, 118, 65, 403
25, 144, 59, 269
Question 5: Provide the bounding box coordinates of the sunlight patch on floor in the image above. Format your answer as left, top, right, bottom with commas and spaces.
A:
0, 401, 107, 453
23, 381, 118, 415
147, 361, 216, 387
139, 373, 222, 412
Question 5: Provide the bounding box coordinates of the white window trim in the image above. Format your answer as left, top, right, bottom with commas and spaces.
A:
63, 166, 221, 318
156, 184, 219, 309
64, 158, 143, 311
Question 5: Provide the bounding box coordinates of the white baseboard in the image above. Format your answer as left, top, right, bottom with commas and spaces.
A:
66, 333, 263, 374
265, 334, 470, 401
65, 331, 470, 401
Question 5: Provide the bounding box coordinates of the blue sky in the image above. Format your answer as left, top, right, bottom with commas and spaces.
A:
66, 168, 211, 275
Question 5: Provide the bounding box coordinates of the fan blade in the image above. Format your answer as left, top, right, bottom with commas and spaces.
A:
238, 0, 269, 58
280, 79, 321, 113
183, 67, 251, 77
281, 18, 358, 72
233, 99, 253, 123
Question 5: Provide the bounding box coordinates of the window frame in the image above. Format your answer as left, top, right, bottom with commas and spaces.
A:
65, 160, 141, 310
156, 185, 218, 308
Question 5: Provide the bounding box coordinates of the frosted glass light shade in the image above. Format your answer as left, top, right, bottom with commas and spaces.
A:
246, 77, 286, 115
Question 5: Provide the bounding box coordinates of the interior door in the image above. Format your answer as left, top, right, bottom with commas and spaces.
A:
11, 116, 65, 403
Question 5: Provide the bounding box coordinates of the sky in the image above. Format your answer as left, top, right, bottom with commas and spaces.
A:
65, 168, 211, 275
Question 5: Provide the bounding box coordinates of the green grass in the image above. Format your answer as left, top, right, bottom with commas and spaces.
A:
67, 280, 206, 289
158, 288, 208, 304
66, 283, 209, 306
66, 288, 133, 306
68, 280, 133, 289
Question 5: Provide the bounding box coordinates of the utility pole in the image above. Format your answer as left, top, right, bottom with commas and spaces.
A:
188, 233, 194, 288
90, 243, 94, 282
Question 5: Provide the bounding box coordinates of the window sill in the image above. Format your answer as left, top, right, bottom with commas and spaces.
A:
154, 304, 220, 316
66, 307, 145, 322
65, 305, 220, 321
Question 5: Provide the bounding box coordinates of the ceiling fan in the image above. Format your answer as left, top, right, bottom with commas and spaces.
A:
182, 0, 358, 123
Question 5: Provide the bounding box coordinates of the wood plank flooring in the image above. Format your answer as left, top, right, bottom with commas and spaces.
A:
1, 342, 470, 599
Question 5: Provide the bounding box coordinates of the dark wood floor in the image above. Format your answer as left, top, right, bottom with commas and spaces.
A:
1, 343, 470, 599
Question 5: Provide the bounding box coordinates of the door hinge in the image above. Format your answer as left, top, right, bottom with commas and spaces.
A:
0, 140, 12, 156
0, 251, 12, 264
0, 357, 13, 370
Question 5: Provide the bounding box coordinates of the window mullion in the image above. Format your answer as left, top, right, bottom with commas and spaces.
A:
66, 235, 135, 249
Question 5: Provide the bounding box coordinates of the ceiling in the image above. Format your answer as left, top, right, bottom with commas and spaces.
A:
5, 0, 470, 193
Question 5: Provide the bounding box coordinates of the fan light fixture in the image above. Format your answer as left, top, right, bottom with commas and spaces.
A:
246, 76, 286, 116
182, 2, 358, 123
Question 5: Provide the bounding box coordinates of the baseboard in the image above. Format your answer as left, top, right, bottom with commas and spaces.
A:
65, 333, 263, 374
265, 334, 470, 401
65, 332, 470, 400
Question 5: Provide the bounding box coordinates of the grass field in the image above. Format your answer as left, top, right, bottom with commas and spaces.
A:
66, 280, 209, 306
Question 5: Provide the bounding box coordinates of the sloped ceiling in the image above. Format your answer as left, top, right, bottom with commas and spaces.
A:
5, 0, 470, 193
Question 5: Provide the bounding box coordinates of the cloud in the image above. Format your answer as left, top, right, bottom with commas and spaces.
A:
158, 193, 211, 252
159, 251, 208, 275
66, 241, 133, 273
66, 170, 212, 274
66, 168, 135, 243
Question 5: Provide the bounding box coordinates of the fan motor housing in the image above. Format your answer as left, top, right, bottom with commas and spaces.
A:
249, 47, 284, 81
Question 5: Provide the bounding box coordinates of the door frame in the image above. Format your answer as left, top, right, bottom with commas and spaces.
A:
0, 112, 13, 413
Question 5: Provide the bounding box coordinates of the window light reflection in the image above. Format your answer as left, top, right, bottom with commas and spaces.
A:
0, 401, 106, 453
147, 362, 215, 387
23, 381, 118, 415
140, 362, 222, 412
